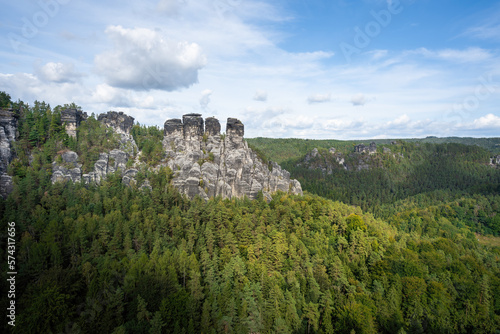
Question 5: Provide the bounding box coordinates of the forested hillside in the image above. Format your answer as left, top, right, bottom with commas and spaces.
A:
1, 95, 500, 333
2, 170, 500, 333
247, 137, 500, 164
249, 138, 500, 236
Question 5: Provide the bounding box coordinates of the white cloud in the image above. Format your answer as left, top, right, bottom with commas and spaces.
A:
323, 118, 364, 131
307, 93, 331, 104
91, 83, 131, 107
94, 25, 207, 91
409, 47, 492, 63
36, 62, 82, 83
350, 93, 368, 106
199, 89, 213, 109
253, 90, 268, 101
471, 113, 500, 129
387, 114, 410, 127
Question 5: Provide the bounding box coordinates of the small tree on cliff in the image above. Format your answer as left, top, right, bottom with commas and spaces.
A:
0, 91, 11, 108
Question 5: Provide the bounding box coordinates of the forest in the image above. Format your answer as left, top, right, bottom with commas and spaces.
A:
0, 94, 500, 333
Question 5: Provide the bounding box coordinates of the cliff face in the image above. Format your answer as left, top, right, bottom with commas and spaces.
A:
0, 108, 18, 198
163, 114, 302, 200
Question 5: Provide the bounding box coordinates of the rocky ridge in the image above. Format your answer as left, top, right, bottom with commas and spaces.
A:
51, 111, 141, 187
2, 108, 301, 200
163, 114, 302, 200
299, 142, 388, 173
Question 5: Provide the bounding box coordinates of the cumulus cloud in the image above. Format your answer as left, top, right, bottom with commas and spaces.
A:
350, 93, 369, 106
36, 62, 82, 83
471, 113, 500, 129
253, 90, 268, 101
94, 25, 207, 91
307, 93, 331, 104
91, 83, 131, 107
200, 89, 213, 109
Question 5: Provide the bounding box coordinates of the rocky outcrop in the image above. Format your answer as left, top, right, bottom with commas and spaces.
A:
163, 114, 302, 200
0, 108, 18, 198
82, 149, 131, 184
355, 142, 377, 154
52, 148, 139, 186
51, 150, 83, 183
98, 111, 137, 156
98, 111, 134, 135
61, 108, 87, 138
490, 155, 500, 168
0, 174, 13, 199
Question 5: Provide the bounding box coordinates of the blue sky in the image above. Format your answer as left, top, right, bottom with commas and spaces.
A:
0, 0, 499, 139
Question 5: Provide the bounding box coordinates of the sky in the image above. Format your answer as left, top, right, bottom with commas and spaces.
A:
0, 0, 499, 139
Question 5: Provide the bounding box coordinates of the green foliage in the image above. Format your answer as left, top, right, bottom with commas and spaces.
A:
132, 124, 164, 166
75, 115, 120, 173
0, 91, 12, 108
2, 178, 500, 333
1, 92, 500, 333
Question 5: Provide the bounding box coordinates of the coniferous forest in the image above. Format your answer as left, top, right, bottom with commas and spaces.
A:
1, 95, 500, 333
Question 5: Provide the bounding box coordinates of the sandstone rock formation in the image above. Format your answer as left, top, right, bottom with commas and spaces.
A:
98, 111, 134, 135
98, 111, 137, 156
163, 114, 302, 200
0, 108, 18, 198
61, 108, 87, 138
0, 108, 17, 174
51, 150, 83, 183
53, 111, 139, 186
82, 149, 131, 184
354, 142, 377, 154
490, 155, 500, 167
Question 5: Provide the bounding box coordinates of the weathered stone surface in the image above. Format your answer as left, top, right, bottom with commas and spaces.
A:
355, 142, 377, 154
122, 169, 138, 186
490, 155, 500, 167
0, 174, 13, 199
0, 108, 18, 175
227, 118, 244, 137
53, 148, 134, 185
163, 114, 302, 200
51, 150, 82, 183
62, 151, 78, 164
305, 148, 319, 162
98, 111, 134, 135
226, 118, 245, 150
61, 108, 87, 138
164, 119, 183, 136
205, 117, 220, 137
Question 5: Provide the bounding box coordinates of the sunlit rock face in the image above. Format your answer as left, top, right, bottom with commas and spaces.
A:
163, 114, 302, 200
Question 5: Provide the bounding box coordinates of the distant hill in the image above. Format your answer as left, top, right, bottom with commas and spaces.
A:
249, 138, 500, 235
247, 137, 500, 164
